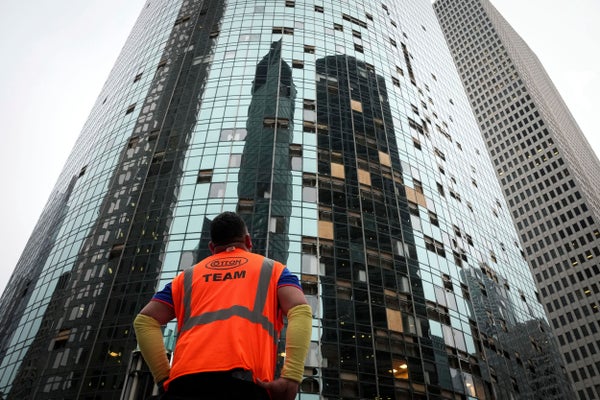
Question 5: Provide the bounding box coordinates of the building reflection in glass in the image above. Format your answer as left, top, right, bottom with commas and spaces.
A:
193, 40, 295, 264
0, 176, 77, 396
0, 176, 76, 363
236, 39, 295, 265
461, 265, 574, 399
314, 54, 434, 399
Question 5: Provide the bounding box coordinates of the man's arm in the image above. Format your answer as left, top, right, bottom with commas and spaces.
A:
277, 285, 309, 315
133, 301, 176, 384
258, 285, 312, 400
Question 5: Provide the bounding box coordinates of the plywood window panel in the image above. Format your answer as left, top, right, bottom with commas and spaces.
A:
379, 151, 391, 167
331, 162, 345, 179
358, 169, 371, 186
351, 99, 363, 113
318, 220, 334, 240
386, 308, 403, 332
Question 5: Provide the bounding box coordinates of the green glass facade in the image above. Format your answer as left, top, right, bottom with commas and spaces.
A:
0, 0, 571, 399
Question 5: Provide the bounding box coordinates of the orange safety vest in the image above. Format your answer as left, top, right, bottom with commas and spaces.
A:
165, 248, 285, 389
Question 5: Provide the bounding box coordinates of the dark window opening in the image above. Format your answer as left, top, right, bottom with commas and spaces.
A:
109, 244, 125, 260
264, 117, 290, 129
272, 27, 294, 34
197, 169, 213, 184
52, 329, 71, 350
304, 45, 315, 54
125, 104, 136, 115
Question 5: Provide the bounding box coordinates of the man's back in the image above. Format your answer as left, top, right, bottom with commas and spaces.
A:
168, 248, 285, 386
134, 211, 311, 400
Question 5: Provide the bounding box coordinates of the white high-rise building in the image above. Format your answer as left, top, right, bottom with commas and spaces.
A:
435, 0, 600, 398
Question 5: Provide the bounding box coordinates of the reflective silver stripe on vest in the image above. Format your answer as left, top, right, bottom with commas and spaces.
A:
180, 257, 277, 344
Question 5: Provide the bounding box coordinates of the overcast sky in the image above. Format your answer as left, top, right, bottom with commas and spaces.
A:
0, 0, 598, 295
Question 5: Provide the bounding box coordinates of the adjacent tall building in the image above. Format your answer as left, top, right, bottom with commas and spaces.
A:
434, 0, 600, 399
0, 0, 573, 399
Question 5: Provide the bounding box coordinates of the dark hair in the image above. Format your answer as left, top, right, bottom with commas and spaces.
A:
210, 212, 247, 246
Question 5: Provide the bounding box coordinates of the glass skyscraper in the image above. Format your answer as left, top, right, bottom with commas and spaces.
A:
434, 1, 600, 398
0, 0, 572, 399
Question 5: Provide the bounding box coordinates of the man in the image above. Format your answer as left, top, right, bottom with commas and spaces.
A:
134, 212, 312, 400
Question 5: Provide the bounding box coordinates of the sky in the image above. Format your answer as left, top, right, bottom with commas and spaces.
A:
0, 0, 598, 295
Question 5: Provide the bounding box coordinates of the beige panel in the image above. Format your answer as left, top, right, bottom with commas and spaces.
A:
386, 308, 403, 332
319, 220, 334, 239
416, 192, 427, 207
331, 162, 345, 179
405, 186, 427, 207
379, 151, 391, 167
405, 187, 417, 203
358, 169, 371, 186
351, 99, 363, 113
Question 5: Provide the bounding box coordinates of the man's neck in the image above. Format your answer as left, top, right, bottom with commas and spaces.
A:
212, 242, 248, 254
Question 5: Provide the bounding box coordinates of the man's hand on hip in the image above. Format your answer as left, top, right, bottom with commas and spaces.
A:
256, 377, 299, 400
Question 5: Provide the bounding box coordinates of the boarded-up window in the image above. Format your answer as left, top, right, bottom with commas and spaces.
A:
331, 163, 345, 179
379, 151, 391, 167
318, 220, 334, 239
386, 308, 403, 332
351, 99, 363, 113
358, 169, 371, 186
405, 186, 426, 207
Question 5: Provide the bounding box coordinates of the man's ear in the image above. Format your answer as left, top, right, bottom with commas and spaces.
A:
208, 241, 215, 254
245, 234, 253, 250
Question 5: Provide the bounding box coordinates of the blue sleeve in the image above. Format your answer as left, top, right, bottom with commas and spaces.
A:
151, 282, 174, 307
278, 267, 303, 291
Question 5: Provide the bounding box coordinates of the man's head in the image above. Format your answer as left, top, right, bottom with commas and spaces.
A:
209, 212, 251, 253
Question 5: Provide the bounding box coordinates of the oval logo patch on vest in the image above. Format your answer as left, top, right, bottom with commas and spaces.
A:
206, 257, 249, 270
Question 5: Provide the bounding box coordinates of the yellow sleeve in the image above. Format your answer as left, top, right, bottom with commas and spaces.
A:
281, 304, 312, 382
133, 313, 171, 383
